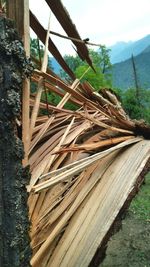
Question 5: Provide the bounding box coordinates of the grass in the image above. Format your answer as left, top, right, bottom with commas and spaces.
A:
129, 172, 150, 221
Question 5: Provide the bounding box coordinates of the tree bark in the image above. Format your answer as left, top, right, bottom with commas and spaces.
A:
0, 17, 32, 267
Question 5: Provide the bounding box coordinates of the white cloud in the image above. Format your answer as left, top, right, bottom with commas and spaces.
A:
29, 0, 150, 54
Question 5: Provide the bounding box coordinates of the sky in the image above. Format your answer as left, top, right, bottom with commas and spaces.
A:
29, 0, 150, 55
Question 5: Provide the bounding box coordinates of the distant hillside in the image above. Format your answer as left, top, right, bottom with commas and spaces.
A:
109, 41, 131, 63
109, 35, 150, 63
50, 35, 150, 90
111, 48, 150, 89
50, 57, 61, 74
142, 45, 150, 53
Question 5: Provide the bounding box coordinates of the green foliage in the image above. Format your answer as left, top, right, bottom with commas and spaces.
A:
60, 46, 112, 90
30, 38, 44, 62
40, 91, 61, 115
64, 102, 78, 111
60, 54, 83, 81
42, 91, 78, 111
42, 91, 61, 106
75, 47, 112, 90
63, 54, 82, 72
98, 45, 112, 74
120, 87, 150, 123
75, 64, 107, 90
30, 38, 53, 70
130, 172, 150, 221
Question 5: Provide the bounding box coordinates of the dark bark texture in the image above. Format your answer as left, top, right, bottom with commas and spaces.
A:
0, 17, 33, 267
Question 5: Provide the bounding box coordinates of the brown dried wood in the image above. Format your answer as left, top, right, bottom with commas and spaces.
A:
28, 68, 150, 267
14, 4, 150, 267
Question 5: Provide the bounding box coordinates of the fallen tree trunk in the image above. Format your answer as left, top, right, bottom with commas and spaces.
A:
28, 69, 150, 267
1, 4, 150, 267
0, 17, 32, 267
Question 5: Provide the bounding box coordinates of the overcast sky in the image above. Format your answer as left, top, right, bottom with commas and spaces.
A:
30, 0, 150, 55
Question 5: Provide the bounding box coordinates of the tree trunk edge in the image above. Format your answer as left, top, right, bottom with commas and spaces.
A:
0, 17, 33, 267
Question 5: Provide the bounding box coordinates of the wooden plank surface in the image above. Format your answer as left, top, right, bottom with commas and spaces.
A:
7, 0, 30, 165
22, 0, 30, 166
46, 140, 150, 267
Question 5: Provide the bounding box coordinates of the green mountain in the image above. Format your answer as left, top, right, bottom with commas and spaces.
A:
49, 57, 61, 74
109, 35, 150, 63
50, 35, 150, 90
111, 47, 150, 89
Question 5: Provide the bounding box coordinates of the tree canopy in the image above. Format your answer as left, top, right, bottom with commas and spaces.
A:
121, 87, 150, 123
30, 38, 53, 70
30, 38, 150, 124
61, 45, 112, 90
